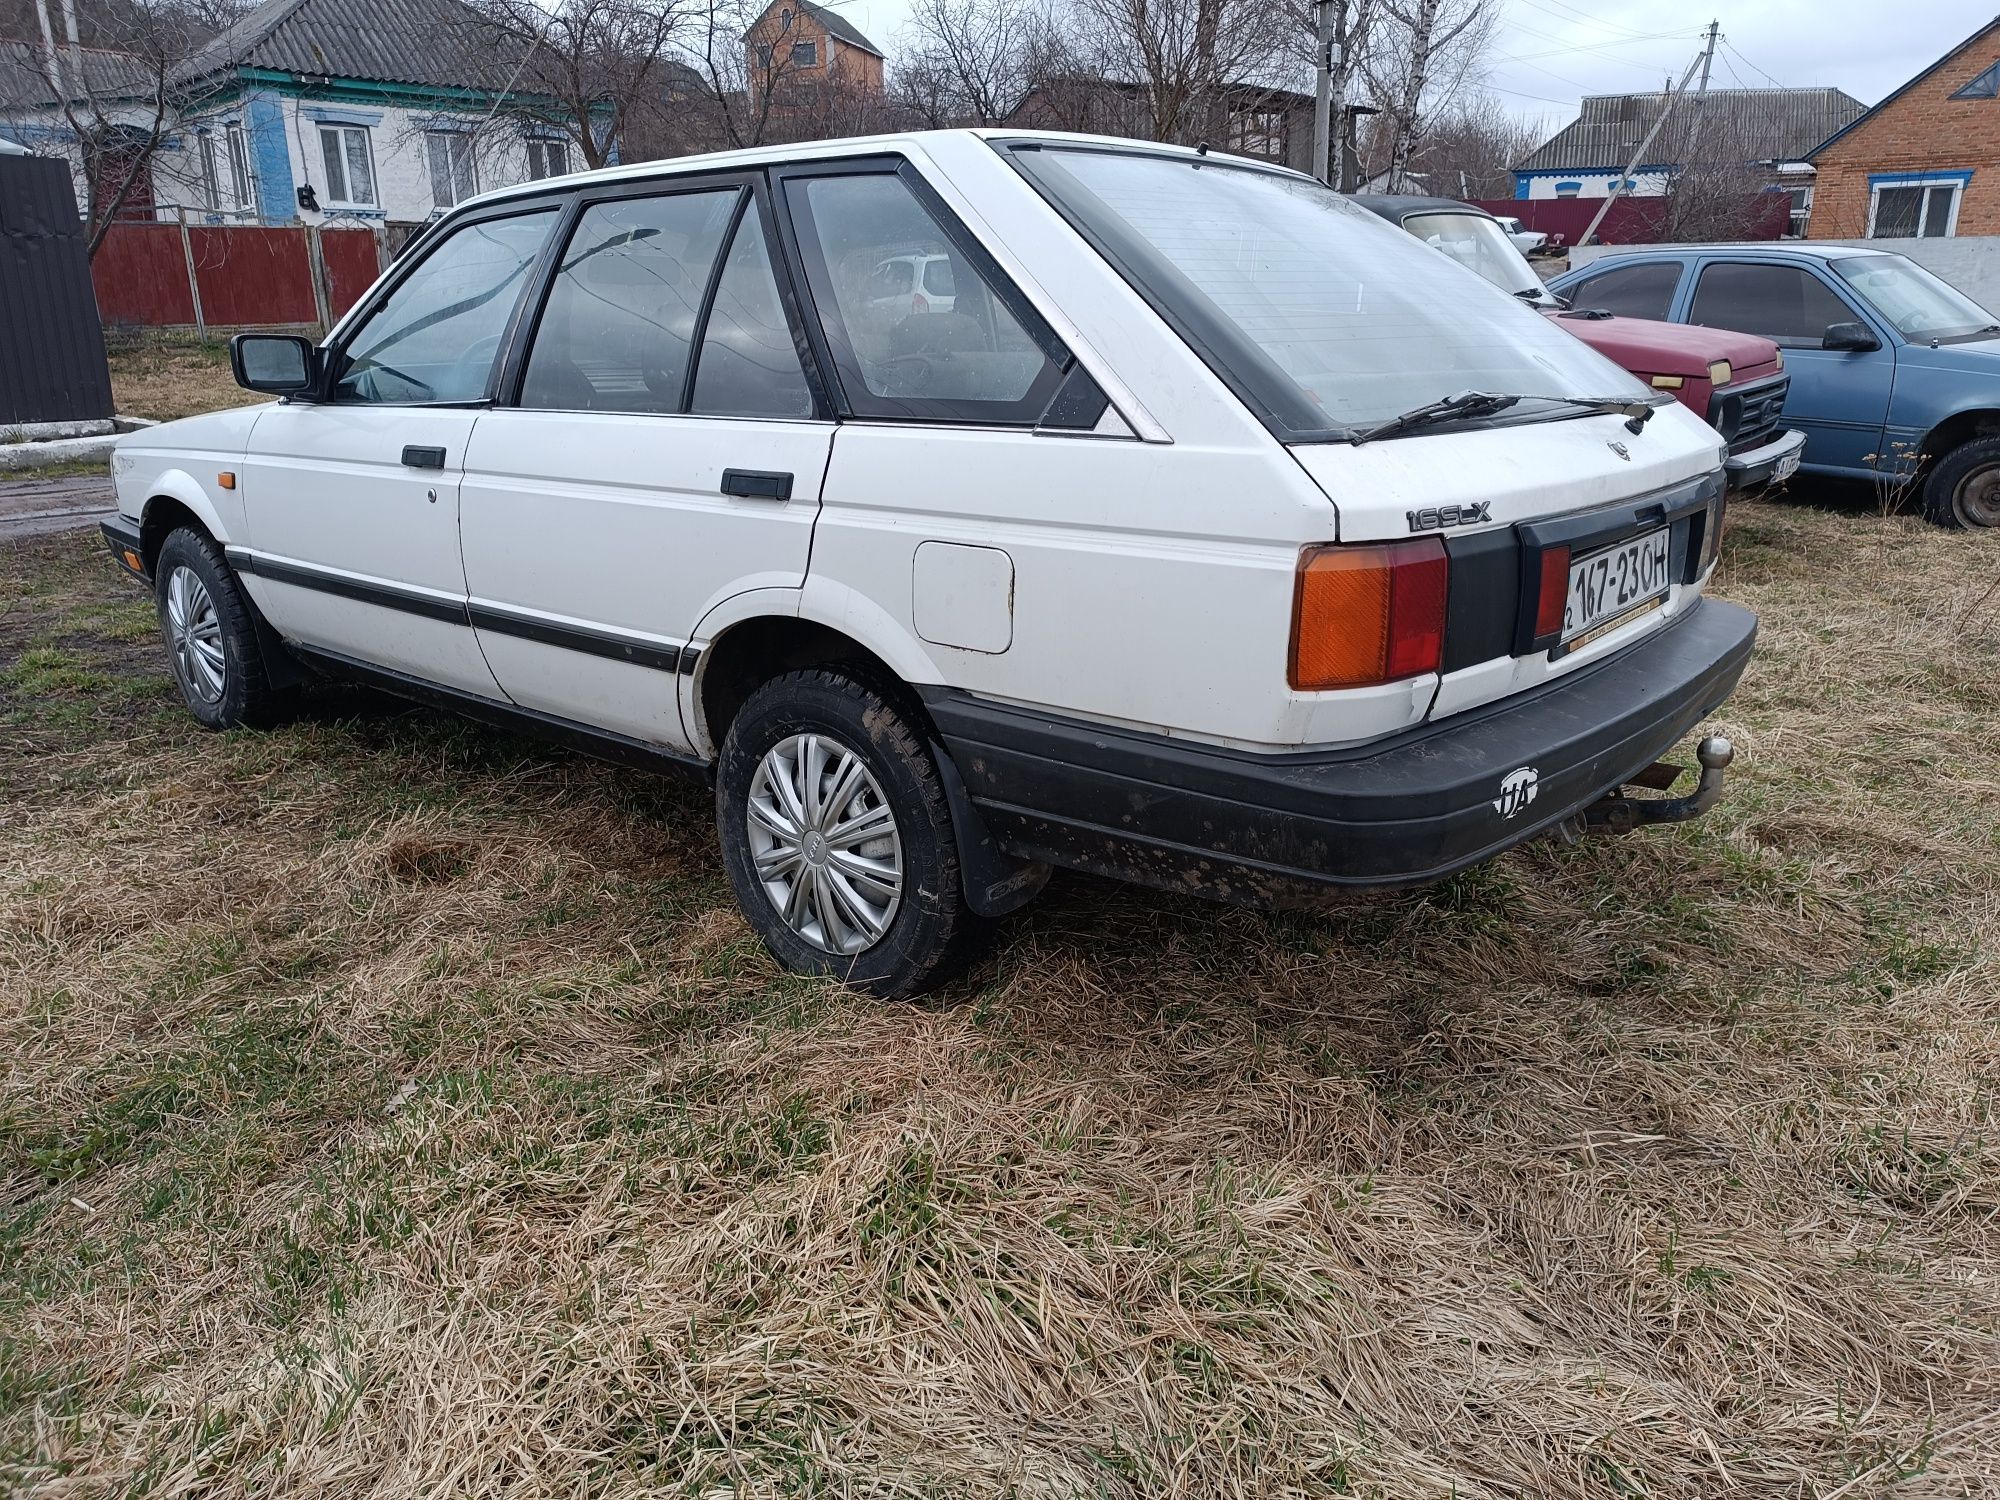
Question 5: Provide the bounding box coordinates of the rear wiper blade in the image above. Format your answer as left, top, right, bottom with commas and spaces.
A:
1348, 390, 1519, 444
1529, 394, 1667, 433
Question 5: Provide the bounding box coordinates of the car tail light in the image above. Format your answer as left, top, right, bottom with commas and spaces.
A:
1533, 545, 1571, 644
1289, 539, 1447, 690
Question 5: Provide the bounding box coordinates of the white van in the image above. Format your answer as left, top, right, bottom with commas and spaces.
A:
103, 131, 1754, 996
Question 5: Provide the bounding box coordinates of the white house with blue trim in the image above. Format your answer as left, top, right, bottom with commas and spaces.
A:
1512, 88, 1867, 229
1, 0, 582, 230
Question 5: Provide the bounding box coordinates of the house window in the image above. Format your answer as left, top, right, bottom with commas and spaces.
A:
791, 40, 817, 66
1869, 177, 1964, 238
425, 130, 477, 209
1783, 184, 1811, 238
198, 132, 222, 211
757, 43, 774, 69
526, 138, 569, 180
1554, 181, 1581, 198
225, 122, 254, 210
317, 123, 377, 209
1231, 109, 1286, 160
1952, 59, 2000, 98
780, 6, 792, 27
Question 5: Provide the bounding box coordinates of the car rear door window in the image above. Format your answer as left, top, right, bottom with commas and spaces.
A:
520, 189, 738, 414
332, 209, 558, 404
783, 167, 1065, 422
689, 203, 816, 419
1689, 262, 1856, 345
1565, 260, 1681, 320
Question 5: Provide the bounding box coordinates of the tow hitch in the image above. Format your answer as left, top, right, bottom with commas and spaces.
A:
1557, 736, 1735, 841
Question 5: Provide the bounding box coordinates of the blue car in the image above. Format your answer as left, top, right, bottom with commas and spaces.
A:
1549, 245, 2000, 528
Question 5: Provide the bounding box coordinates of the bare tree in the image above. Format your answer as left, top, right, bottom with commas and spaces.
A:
895, 0, 1050, 127
1390, 89, 1542, 199
1364, 0, 1493, 190
0, 0, 230, 256
468, 0, 689, 171
1064, 0, 1295, 146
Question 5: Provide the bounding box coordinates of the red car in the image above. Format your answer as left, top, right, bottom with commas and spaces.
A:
1354, 196, 1804, 496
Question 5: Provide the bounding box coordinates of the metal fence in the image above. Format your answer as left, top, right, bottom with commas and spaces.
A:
0, 152, 115, 427
91, 210, 389, 337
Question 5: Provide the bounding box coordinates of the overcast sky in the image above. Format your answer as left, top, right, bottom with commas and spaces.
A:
815, 0, 1995, 132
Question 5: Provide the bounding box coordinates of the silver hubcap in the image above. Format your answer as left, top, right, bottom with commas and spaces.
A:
746, 733, 903, 955
164, 565, 226, 704
1955, 465, 2000, 527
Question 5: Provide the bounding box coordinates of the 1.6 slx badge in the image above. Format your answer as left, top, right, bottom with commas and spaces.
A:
1407, 501, 1492, 533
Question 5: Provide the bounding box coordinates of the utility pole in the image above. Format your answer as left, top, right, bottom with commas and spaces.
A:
1578, 24, 1716, 247
1312, 1, 1338, 185
32, 0, 64, 101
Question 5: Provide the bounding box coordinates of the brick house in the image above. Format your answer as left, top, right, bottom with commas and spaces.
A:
743, 0, 884, 101
1807, 17, 2000, 238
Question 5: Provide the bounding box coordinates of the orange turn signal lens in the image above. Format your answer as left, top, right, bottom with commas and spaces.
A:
217, 471, 237, 490
1289, 538, 1447, 690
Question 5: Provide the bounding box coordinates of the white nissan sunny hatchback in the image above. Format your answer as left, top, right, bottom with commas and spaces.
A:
104, 130, 1755, 997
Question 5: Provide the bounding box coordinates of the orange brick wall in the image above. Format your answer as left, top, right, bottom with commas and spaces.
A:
1810, 23, 2000, 237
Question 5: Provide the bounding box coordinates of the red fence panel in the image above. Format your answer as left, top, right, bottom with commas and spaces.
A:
91, 223, 197, 326
1468, 195, 1790, 246
188, 224, 317, 325
320, 229, 384, 319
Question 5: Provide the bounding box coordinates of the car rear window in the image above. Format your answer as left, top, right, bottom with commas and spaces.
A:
1007, 145, 1635, 440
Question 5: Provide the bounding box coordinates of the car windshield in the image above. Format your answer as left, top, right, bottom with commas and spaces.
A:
1832, 254, 1999, 341
1401, 211, 1547, 300
1010, 146, 1634, 439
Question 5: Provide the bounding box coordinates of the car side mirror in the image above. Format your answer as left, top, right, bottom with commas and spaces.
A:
230, 333, 318, 395
1822, 321, 1880, 352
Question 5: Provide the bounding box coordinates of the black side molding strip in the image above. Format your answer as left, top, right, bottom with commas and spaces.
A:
227, 548, 469, 626
289, 645, 709, 778
225, 547, 703, 675
467, 603, 700, 675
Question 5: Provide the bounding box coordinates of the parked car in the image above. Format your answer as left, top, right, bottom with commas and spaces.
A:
102, 131, 1755, 997
1354, 196, 1804, 497
1493, 213, 1549, 255
1550, 244, 2000, 528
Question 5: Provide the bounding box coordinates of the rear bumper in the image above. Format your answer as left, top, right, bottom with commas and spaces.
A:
926, 597, 1757, 904
1725, 428, 1805, 495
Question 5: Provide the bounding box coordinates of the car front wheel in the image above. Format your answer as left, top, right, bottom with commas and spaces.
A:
715, 667, 990, 999
154, 527, 295, 729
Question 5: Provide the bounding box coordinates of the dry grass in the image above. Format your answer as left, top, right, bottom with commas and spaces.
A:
106, 338, 264, 425
2, 492, 1998, 1497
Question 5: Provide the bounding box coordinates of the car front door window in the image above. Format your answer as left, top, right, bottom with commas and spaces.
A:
332, 209, 558, 404
1688, 262, 1858, 345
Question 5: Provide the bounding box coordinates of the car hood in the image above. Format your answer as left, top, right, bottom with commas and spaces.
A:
114, 400, 270, 455
1542, 311, 1781, 379
1895, 333, 2000, 372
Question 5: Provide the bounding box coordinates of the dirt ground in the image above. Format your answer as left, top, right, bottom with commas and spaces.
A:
105, 337, 264, 425
2, 493, 1997, 1497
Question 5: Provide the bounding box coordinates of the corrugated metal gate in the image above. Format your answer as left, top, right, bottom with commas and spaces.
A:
0, 153, 115, 427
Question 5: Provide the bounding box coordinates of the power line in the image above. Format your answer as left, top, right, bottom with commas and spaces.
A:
1719, 36, 1790, 91
1484, 80, 1582, 106
1513, 0, 1677, 40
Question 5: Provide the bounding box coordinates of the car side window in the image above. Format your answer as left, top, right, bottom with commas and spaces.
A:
785, 168, 1064, 422
333, 209, 557, 404
689, 204, 816, 419
1689, 262, 1859, 345
520, 189, 739, 414
1566, 260, 1681, 320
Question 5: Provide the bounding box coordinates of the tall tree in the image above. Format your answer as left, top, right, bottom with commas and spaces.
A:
895, 0, 1049, 127
1364, 0, 1492, 190
473, 0, 689, 170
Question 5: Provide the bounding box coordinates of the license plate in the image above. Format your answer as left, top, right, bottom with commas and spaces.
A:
1564, 527, 1671, 644
1774, 448, 1801, 483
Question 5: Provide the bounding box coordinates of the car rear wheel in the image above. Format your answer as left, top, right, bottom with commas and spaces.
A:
154, 527, 297, 729
715, 667, 990, 999
1922, 436, 2000, 529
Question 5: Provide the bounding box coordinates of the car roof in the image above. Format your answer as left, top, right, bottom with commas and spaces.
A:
1346, 193, 1498, 224
1577, 242, 1888, 263
461, 128, 1308, 214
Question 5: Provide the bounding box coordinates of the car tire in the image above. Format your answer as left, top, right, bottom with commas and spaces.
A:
154, 527, 296, 729
1921, 436, 2000, 529
716, 667, 991, 999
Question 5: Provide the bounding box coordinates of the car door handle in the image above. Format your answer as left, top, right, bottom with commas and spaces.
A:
401, 445, 446, 470
721, 468, 792, 501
